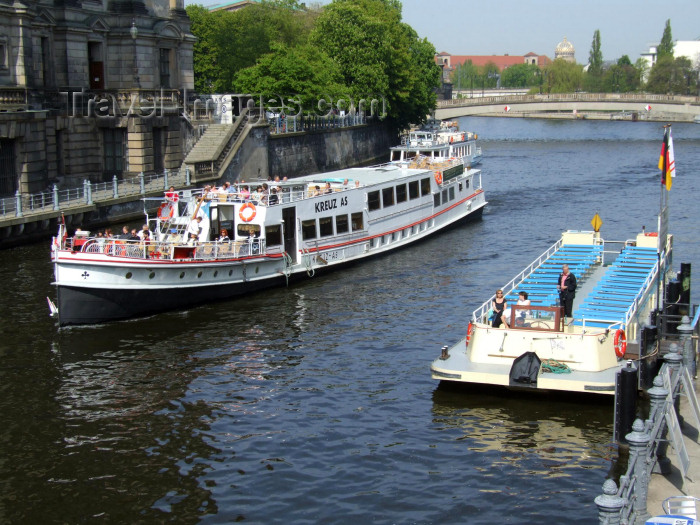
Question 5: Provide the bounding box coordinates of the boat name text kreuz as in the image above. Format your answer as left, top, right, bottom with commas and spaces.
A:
315, 196, 348, 213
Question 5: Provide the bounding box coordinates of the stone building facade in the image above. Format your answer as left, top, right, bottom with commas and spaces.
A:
0, 0, 195, 197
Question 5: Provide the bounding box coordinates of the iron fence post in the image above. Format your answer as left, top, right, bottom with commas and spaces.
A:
185, 166, 191, 186
677, 315, 696, 378
595, 479, 626, 524
164, 168, 169, 190
53, 184, 59, 211
83, 180, 89, 204
139, 171, 145, 194
113, 176, 118, 198
626, 419, 651, 524
87, 180, 93, 204
15, 190, 23, 217
664, 343, 684, 421
648, 375, 671, 475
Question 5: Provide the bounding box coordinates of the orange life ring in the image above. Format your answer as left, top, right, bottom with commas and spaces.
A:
239, 202, 257, 222
614, 329, 627, 358
435, 171, 443, 185
157, 202, 174, 220
466, 322, 474, 347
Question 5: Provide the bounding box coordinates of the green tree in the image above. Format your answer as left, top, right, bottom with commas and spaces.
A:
588, 30, 603, 74
617, 55, 632, 67
544, 59, 584, 93
646, 55, 698, 95
500, 63, 540, 88
657, 19, 674, 59
234, 43, 346, 112
310, 0, 439, 128
187, 1, 319, 93
452, 60, 479, 95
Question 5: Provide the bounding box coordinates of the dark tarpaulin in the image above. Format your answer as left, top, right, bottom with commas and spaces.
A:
509, 351, 541, 386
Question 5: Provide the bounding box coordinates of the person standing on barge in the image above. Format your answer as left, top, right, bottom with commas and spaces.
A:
557, 264, 577, 318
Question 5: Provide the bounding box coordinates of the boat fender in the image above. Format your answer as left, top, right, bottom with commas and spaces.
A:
435, 171, 443, 185
239, 202, 257, 222
614, 329, 627, 358
466, 322, 474, 347
474, 134, 477, 139
157, 202, 174, 220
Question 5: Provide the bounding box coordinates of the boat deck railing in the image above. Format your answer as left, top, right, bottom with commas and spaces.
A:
66, 236, 274, 261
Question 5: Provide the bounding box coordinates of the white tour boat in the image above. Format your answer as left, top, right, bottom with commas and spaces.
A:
430, 226, 674, 395
51, 160, 486, 326
389, 119, 482, 169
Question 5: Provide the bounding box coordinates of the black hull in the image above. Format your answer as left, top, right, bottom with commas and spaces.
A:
57, 276, 286, 326
56, 206, 485, 326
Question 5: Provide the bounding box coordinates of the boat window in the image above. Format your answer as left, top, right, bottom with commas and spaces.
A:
368, 191, 381, 211
395, 184, 407, 203
420, 178, 431, 196
433, 193, 441, 207
408, 180, 419, 199
319, 216, 333, 237
351, 212, 363, 231
459, 182, 463, 192
336, 214, 349, 234
442, 189, 448, 203
301, 219, 317, 240
265, 224, 282, 245
382, 187, 394, 207
238, 224, 261, 238
449, 187, 455, 201
465, 179, 470, 188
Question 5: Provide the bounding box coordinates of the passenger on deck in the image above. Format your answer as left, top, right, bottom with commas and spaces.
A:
218, 228, 230, 242
239, 186, 250, 200
137, 224, 150, 241
313, 185, 322, 196
558, 264, 577, 318
186, 216, 203, 245
268, 187, 279, 205
120, 226, 130, 239
324, 182, 333, 194
251, 186, 264, 203
491, 289, 507, 328
514, 291, 531, 326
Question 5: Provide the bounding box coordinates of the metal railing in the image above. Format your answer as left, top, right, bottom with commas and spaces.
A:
438, 92, 700, 108
594, 342, 696, 524
269, 113, 369, 135
1, 168, 192, 219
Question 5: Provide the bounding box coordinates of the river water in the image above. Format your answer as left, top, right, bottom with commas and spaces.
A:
1, 118, 699, 524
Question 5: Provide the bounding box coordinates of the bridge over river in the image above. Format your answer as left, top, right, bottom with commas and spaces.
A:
436, 93, 700, 122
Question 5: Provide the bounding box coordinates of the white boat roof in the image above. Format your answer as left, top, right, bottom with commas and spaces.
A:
283, 165, 438, 187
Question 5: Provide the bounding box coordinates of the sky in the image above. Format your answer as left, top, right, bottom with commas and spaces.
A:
189, 0, 700, 62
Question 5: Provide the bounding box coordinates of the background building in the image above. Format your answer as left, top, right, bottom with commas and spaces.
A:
641, 39, 700, 70
0, 0, 195, 197
554, 37, 575, 62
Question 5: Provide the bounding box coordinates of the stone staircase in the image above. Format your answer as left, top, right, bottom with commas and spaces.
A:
182, 107, 253, 183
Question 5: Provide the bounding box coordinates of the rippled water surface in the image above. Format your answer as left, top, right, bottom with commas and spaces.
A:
1, 118, 699, 523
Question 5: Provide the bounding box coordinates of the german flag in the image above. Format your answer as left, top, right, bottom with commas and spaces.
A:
658, 126, 676, 191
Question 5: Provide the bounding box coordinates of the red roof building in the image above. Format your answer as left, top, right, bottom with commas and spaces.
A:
436, 52, 551, 71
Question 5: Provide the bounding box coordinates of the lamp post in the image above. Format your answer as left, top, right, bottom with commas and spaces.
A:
130, 18, 140, 89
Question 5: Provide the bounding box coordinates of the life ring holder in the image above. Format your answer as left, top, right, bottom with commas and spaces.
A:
157, 202, 174, 220
466, 322, 474, 347
239, 202, 257, 222
435, 171, 443, 185
614, 329, 627, 358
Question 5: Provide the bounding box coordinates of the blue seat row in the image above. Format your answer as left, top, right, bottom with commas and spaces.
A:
573, 245, 658, 327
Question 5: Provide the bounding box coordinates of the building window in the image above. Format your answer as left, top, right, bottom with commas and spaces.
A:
0, 139, 17, 197
153, 128, 165, 174
103, 128, 125, 177
0, 41, 7, 70
159, 48, 171, 88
